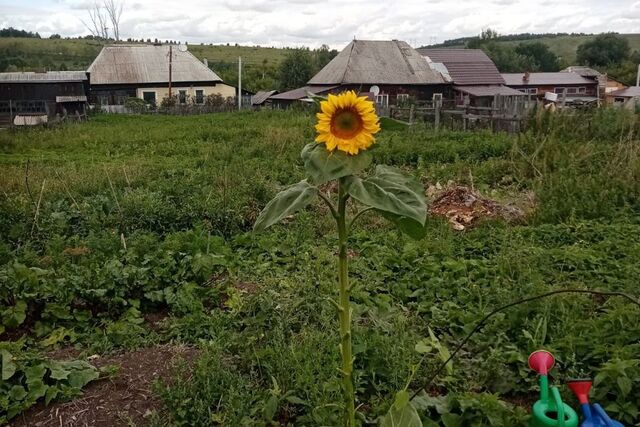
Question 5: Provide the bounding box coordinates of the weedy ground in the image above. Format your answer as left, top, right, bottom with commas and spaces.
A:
1, 109, 639, 426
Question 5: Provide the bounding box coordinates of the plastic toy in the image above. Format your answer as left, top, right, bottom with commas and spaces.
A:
528, 350, 579, 427
567, 380, 624, 427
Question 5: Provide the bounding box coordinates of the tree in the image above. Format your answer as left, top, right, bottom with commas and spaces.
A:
314, 44, 338, 70
278, 49, 313, 91
49, 33, 61, 39
482, 42, 533, 72
103, 0, 124, 41
515, 42, 560, 71
81, 2, 110, 40
577, 33, 630, 67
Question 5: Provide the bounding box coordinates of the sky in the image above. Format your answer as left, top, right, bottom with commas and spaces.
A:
1, 0, 639, 49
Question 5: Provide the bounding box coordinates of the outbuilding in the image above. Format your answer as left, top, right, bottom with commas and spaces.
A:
0, 71, 88, 126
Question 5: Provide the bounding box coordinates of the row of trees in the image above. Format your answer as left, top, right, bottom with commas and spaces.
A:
467, 29, 639, 84
0, 28, 41, 38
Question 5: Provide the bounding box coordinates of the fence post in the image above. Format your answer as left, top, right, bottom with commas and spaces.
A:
409, 104, 415, 125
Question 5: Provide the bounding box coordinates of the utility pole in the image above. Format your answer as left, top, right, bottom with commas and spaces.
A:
238, 56, 242, 111
168, 45, 173, 98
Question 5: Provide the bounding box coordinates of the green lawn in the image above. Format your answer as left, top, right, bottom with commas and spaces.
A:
0, 110, 639, 425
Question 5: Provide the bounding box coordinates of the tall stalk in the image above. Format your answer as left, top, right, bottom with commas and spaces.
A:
336, 178, 356, 427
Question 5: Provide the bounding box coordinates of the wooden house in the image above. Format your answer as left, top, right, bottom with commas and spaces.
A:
418, 48, 524, 106
272, 40, 447, 108
502, 72, 598, 104
0, 71, 88, 126
563, 66, 627, 99
87, 45, 235, 109
606, 86, 640, 110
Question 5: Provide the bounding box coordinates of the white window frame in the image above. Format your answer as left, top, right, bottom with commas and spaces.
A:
578, 87, 586, 94
375, 94, 389, 107
527, 88, 538, 95
397, 93, 409, 102
554, 87, 565, 94
566, 87, 578, 95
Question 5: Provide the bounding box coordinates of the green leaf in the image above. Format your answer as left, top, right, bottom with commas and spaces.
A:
67, 367, 99, 388
254, 180, 318, 232
44, 387, 59, 405
48, 363, 71, 380
617, 376, 632, 397
2, 300, 27, 328
1, 350, 17, 380
9, 385, 27, 401
263, 395, 279, 421
380, 395, 423, 427
345, 166, 427, 238
301, 142, 372, 185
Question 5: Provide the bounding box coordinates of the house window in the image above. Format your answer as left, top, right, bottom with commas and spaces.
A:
566, 87, 578, 95
614, 97, 626, 103
578, 87, 586, 94
397, 93, 409, 102
195, 90, 204, 104
142, 91, 156, 105
375, 94, 389, 107
178, 90, 187, 104
554, 87, 565, 94
527, 88, 538, 95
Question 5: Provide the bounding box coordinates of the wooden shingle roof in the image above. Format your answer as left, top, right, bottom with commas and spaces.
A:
308, 40, 445, 85
87, 45, 223, 85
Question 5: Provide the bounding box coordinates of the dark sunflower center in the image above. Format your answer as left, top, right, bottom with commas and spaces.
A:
331, 108, 363, 139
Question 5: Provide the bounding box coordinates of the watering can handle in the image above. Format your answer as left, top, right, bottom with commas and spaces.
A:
592, 404, 615, 427
551, 387, 565, 427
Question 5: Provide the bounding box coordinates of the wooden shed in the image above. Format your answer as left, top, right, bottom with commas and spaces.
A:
0, 71, 88, 126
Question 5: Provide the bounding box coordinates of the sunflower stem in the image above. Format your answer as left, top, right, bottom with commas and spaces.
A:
337, 178, 356, 427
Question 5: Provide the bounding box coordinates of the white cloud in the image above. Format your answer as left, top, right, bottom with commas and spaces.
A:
1, 0, 638, 48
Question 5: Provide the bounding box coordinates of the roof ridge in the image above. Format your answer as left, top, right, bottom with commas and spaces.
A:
340, 40, 356, 84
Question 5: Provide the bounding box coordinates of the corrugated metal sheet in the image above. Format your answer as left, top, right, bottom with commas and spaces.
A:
270, 86, 338, 100
308, 40, 444, 85
87, 45, 223, 85
0, 71, 87, 82
252, 90, 278, 105
609, 86, 640, 97
502, 72, 594, 86
454, 85, 525, 97
418, 49, 505, 85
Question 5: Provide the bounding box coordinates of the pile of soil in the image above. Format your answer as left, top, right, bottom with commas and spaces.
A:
428, 185, 526, 230
12, 344, 198, 427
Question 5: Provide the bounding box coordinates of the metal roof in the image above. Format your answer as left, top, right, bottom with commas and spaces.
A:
270, 85, 338, 101
252, 90, 278, 105
562, 66, 601, 78
502, 72, 594, 86
419, 48, 505, 85
0, 71, 87, 83
87, 45, 223, 85
454, 85, 525, 97
609, 86, 640, 97
308, 40, 444, 85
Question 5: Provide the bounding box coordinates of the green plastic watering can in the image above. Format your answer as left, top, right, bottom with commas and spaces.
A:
529, 350, 579, 427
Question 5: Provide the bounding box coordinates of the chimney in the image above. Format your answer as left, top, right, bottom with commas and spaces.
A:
203, 58, 208, 67
523, 71, 530, 83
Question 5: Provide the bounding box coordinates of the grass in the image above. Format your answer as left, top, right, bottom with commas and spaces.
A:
1, 109, 639, 425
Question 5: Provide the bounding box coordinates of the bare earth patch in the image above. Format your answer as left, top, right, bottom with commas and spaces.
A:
11, 344, 198, 427
428, 185, 531, 230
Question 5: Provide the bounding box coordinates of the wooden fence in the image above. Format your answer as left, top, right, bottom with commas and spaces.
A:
387, 94, 536, 134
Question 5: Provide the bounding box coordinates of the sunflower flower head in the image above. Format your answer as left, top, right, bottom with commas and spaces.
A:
315, 91, 381, 155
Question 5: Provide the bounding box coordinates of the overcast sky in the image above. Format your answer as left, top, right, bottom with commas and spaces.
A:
2, 0, 639, 49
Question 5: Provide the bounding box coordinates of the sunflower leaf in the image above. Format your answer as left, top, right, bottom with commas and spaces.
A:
301, 142, 372, 185
344, 165, 427, 239
254, 180, 318, 232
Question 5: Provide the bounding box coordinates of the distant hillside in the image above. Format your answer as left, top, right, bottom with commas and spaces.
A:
0, 37, 290, 90
427, 33, 640, 65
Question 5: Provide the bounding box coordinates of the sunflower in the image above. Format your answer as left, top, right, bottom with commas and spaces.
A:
315, 91, 381, 155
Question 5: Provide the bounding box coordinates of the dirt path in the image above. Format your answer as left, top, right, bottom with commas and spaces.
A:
11, 344, 198, 427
